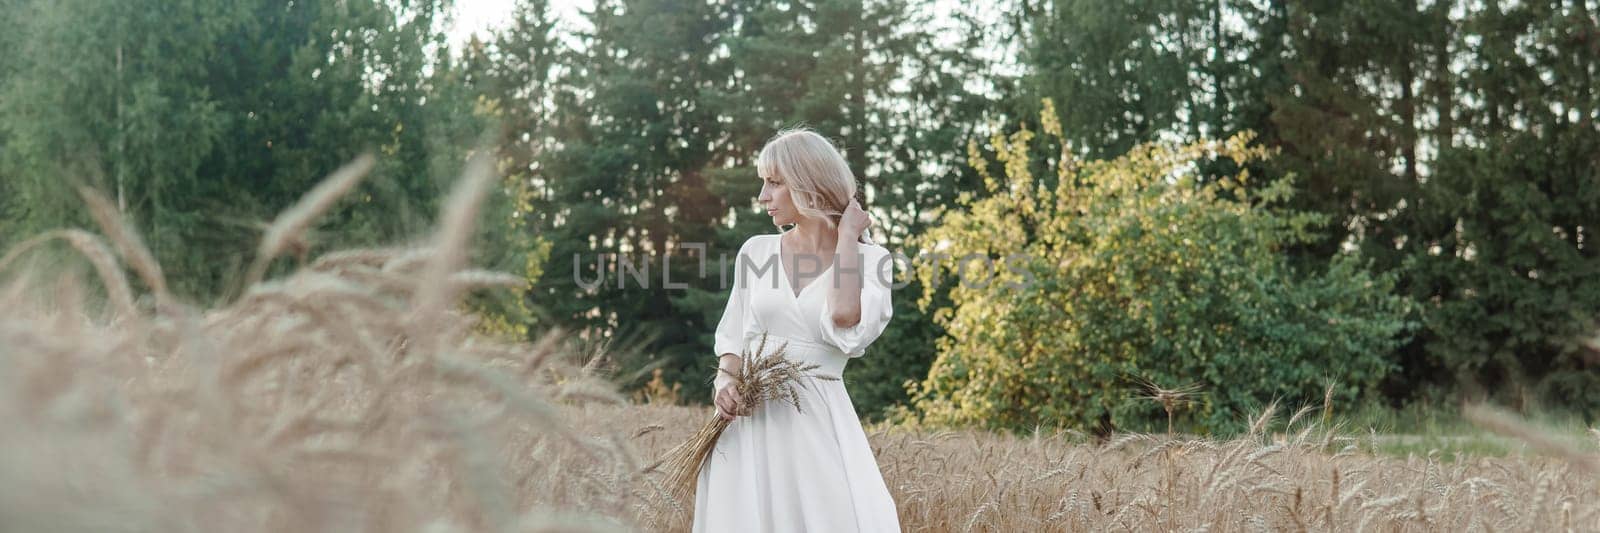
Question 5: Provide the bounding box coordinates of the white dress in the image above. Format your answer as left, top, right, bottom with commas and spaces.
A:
692, 232, 901, 532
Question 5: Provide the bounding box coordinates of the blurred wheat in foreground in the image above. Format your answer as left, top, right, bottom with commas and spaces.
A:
3, 154, 1598, 533
0, 154, 670, 532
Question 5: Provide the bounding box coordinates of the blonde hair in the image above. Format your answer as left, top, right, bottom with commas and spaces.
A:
756, 127, 875, 244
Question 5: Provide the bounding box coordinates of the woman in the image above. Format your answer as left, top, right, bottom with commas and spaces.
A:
693, 127, 901, 532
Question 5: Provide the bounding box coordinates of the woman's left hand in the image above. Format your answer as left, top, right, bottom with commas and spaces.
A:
839, 198, 873, 237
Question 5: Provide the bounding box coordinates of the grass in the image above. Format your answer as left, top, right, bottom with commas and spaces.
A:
1339, 399, 1599, 461
1370, 434, 1526, 461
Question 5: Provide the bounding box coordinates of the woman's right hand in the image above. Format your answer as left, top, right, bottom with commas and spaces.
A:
714, 382, 744, 421
838, 198, 873, 238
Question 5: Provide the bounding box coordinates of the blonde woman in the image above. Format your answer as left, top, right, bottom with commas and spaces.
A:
694, 127, 900, 532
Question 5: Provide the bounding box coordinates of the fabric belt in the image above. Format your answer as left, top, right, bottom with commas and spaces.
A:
741, 333, 848, 380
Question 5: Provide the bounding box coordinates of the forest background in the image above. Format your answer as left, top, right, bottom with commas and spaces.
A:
2, 0, 1595, 435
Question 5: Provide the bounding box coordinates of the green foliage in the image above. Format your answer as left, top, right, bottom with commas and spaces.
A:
6, 0, 1591, 422
0, 0, 542, 334
1013, 0, 1600, 419
1275, 1, 1600, 415
0, 0, 232, 291
843, 275, 949, 421
458, 1, 564, 340
908, 100, 1414, 434
1386, 2, 1600, 415
528, 0, 737, 401
1017, 0, 1280, 162
1404, 131, 1600, 413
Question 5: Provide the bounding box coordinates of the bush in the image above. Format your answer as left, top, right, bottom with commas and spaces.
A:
907, 99, 1415, 434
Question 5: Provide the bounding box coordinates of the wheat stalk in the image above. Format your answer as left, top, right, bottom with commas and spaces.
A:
244, 154, 375, 287
1133, 377, 1202, 435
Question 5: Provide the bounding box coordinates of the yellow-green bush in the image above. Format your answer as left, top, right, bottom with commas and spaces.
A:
907, 99, 1414, 435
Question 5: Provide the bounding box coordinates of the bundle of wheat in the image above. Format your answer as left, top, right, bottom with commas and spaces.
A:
650, 332, 838, 510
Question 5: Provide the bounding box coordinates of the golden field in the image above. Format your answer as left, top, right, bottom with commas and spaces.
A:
600, 402, 1600, 532
2, 161, 1597, 532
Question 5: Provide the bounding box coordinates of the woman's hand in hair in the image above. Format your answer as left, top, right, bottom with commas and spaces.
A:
839, 198, 873, 238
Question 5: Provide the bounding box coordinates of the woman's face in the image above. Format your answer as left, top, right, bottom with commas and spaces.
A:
758, 172, 799, 226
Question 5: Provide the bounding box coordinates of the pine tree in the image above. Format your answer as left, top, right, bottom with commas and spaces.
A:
1399, 0, 1600, 414
534, 0, 736, 396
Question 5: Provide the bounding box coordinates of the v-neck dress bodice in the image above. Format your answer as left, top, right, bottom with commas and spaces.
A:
713, 232, 894, 362
777, 237, 834, 298
694, 231, 900, 533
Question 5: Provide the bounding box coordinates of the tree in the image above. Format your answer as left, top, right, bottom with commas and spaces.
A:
1008, 0, 1600, 419
462, 0, 567, 340
0, 0, 523, 310
532, 0, 736, 397
1392, 0, 1600, 415
1016, 0, 1266, 160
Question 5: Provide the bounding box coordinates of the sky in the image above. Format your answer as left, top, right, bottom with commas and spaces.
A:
445, 0, 1006, 52
446, 0, 588, 47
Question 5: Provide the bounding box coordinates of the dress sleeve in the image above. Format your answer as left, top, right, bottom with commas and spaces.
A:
817, 244, 894, 358
713, 236, 757, 360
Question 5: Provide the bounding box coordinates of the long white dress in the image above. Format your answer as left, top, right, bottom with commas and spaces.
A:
692, 232, 901, 532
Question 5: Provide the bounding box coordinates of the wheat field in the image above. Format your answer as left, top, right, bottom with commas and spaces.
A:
608, 402, 1599, 532
2, 158, 1597, 532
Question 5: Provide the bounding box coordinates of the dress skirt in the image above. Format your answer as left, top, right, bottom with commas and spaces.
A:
691, 335, 901, 532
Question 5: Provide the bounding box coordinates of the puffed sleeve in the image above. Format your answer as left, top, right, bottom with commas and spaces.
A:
817, 244, 894, 358
713, 236, 758, 359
